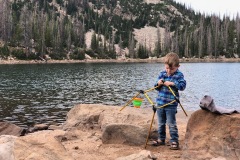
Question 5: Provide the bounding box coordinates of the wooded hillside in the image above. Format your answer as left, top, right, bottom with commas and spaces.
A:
0, 0, 239, 60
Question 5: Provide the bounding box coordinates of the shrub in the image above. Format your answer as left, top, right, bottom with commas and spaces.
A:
70, 49, 85, 60
0, 45, 10, 58
11, 49, 26, 60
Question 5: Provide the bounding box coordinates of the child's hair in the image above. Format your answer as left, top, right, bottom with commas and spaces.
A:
164, 52, 179, 67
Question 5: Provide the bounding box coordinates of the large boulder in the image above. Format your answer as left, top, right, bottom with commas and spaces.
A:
182, 110, 240, 160
62, 104, 157, 145
63, 104, 155, 131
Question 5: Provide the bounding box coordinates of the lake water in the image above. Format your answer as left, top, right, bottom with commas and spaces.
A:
0, 62, 239, 127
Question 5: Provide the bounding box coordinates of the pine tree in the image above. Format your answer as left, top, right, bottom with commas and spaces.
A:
198, 15, 204, 58
211, 15, 220, 58
128, 32, 135, 58
207, 26, 212, 57
235, 13, 240, 56
163, 25, 171, 55
222, 16, 230, 57
0, 0, 12, 42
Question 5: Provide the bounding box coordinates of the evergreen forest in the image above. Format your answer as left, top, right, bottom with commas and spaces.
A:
0, 0, 240, 60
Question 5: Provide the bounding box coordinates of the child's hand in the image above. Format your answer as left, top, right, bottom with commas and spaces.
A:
163, 81, 175, 87
157, 79, 164, 86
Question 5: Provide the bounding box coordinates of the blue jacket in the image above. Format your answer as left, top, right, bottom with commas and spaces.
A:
154, 69, 186, 107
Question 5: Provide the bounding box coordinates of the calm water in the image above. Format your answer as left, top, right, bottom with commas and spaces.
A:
0, 62, 239, 127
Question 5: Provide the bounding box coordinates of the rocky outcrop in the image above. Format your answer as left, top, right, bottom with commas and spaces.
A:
182, 110, 240, 160
0, 104, 159, 160
2, 104, 239, 159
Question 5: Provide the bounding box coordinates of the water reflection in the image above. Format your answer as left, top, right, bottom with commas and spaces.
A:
0, 62, 239, 127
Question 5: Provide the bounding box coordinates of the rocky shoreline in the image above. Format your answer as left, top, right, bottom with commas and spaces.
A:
0, 104, 239, 160
1, 57, 240, 65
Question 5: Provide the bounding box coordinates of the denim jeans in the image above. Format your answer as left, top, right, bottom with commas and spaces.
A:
156, 105, 178, 143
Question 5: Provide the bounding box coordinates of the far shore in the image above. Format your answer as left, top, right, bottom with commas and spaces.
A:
1, 57, 240, 64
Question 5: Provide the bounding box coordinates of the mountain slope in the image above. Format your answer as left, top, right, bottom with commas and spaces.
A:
0, 0, 239, 60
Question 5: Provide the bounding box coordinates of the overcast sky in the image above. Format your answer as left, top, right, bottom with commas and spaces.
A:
174, 0, 239, 18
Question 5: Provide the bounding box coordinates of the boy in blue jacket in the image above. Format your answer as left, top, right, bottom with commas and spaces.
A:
153, 52, 186, 150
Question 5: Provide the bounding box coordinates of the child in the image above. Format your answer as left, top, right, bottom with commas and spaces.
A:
152, 52, 186, 150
